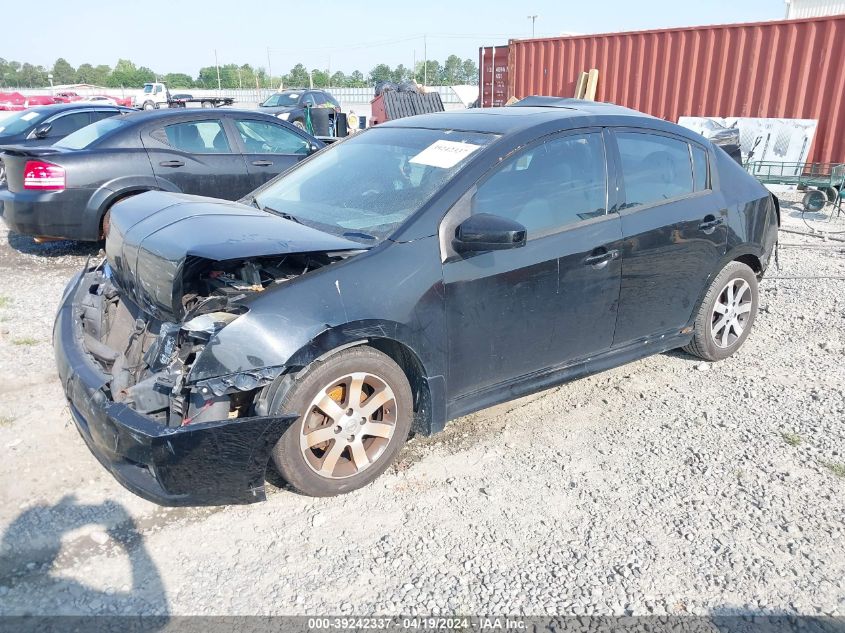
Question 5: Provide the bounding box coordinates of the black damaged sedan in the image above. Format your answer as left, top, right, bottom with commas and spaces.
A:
54, 98, 779, 505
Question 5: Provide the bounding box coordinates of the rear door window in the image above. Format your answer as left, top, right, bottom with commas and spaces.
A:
164, 120, 230, 153
234, 119, 310, 155
46, 112, 92, 138
616, 132, 694, 208
88, 110, 120, 124
691, 145, 710, 191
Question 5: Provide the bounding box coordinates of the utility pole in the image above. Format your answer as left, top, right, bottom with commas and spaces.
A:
423, 35, 427, 85
266, 47, 272, 89
527, 14, 538, 38
214, 49, 221, 92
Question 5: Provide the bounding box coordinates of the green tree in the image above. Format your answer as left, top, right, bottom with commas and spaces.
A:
0, 58, 18, 86
369, 63, 393, 85
330, 71, 347, 87
349, 70, 365, 87
311, 68, 329, 88
52, 58, 76, 85
109, 59, 138, 87
461, 58, 479, 85
441, 55, 462, 85
391, 64, 412, 83
75, 63, 98, 84
136, 66, 156, 84
415, 60, 441, 85
94, 65, 112, 85
17, 63, 47, 87
284, 63, 309, 88
163, 73, 194, 88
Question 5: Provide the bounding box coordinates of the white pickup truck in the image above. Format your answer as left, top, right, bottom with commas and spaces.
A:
136, 83, 235, 110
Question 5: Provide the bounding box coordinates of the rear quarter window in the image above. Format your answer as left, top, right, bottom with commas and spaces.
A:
54, 116, 128, 149
617, 132, 694, 208
692, 145, 710, 191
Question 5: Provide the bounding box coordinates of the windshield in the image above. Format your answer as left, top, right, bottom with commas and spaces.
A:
0, 110, 47, 137
262, 92, 301, 107
143, 84, 154, 94
254, 127, 497, 242
55, 117, 128, 149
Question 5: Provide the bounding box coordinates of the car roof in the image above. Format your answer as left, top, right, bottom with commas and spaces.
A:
117, 108, 280, 124
381, 98, 697, 138
23, 102, 130, 114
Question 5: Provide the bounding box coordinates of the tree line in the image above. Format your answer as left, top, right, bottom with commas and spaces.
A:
0, 56, 479, 90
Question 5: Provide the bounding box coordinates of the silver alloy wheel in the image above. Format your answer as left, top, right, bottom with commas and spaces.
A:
0, 159, 5, 186
299, 372, 397, 479
710, 278, 753, 348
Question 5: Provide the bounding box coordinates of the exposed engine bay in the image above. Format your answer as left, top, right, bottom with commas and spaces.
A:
78, 252, 348, 428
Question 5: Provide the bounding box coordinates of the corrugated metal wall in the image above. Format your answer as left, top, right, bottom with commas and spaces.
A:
503, 15, 845, 164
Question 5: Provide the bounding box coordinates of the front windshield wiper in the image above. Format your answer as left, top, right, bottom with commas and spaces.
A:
249, 196, 301, 224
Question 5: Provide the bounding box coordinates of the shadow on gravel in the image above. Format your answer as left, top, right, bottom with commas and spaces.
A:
0, 495, 168, 625
6, 232, 101, 258
662, 348, 699, 363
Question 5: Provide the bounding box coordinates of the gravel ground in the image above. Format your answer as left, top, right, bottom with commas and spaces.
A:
0, 193, 843, 617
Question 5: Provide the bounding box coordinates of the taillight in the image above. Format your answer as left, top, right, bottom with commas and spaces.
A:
23, 160, 65, 191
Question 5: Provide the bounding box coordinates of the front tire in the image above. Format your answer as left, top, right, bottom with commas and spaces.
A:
268, 346, 413, 496
684, 261, 758, 361
142, 101, 156, 110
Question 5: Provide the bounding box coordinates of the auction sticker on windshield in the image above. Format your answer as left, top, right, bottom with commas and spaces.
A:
409, 140, 482, 169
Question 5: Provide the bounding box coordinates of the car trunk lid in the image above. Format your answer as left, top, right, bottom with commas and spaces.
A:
0, 145, 71, 192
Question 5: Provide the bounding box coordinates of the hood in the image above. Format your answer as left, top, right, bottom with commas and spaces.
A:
105, 191, 365, 321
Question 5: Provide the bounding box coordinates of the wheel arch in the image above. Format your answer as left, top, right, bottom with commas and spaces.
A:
275, 327, 443, 436
685, 247, 764, 331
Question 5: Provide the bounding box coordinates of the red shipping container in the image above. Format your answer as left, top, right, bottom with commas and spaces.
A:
481, 15, 845, 164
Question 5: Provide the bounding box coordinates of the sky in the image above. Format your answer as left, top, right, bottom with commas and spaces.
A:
1, 0, 785, 77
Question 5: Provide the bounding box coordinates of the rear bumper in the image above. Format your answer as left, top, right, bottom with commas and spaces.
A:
53, 267, 296, 506
0, 186, 99, 240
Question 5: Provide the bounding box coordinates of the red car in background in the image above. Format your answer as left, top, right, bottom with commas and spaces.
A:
0, 92, 132, 112
0, 92, 62, 112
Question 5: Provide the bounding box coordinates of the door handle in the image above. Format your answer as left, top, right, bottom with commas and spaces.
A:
583, 249, 619, 268
159, 160, 185, 168
699, 215, 725, 233
252, 159, 274, 167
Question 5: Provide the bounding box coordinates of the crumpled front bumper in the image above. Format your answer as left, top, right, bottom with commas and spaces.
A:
53, 267, 296, 506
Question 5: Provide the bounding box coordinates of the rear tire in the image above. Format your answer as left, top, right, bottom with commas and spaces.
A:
684, 261, 758, 362
268, 346, 413, 497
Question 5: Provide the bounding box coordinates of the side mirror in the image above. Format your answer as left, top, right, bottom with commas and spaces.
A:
33, 124, 52, 139
452, 213, 526, 253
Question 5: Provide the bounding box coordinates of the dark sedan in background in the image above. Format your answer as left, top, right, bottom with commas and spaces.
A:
0, 103, 132, 190
0, 108, 322, 241
54, 98, 779, 505
258, 89, 341, 129
0, 103, 132, 147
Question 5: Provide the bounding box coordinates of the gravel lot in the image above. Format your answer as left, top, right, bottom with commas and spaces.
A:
0, 193, 843, 617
